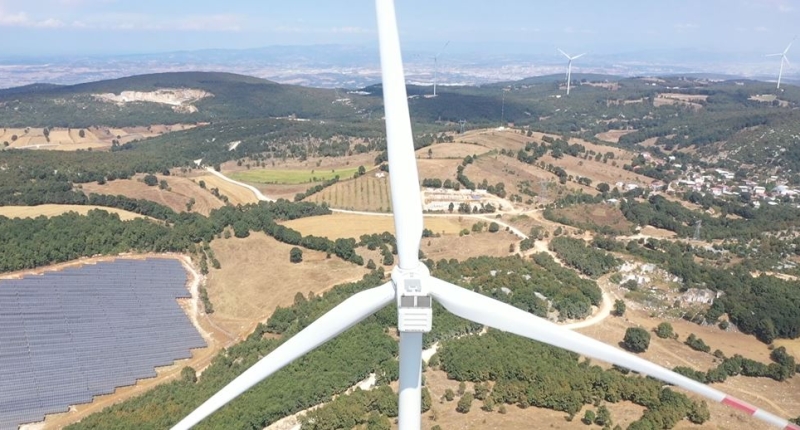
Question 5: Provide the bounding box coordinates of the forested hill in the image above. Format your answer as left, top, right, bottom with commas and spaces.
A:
0, 72, 364, 127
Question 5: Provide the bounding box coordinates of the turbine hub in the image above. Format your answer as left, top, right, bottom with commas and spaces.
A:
391, 265, 433, 333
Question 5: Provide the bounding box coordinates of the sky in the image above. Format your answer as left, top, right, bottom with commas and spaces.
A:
0, 0, 796, 57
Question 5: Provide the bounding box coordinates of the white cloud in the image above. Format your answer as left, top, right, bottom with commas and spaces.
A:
0, 7, 64, 28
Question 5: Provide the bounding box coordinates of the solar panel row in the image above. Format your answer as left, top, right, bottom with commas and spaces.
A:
0, 258, 206, 430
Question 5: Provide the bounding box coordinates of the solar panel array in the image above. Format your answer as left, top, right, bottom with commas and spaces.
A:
0, 258, 206, 430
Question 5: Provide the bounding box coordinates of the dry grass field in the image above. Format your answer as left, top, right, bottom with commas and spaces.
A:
221, 152, 377, 173
282, 213, 466, 240
80, 175, 224, 216
306, 174, 393, 211
0, 125, 195, 151
457, 128, 531, 152
206, 232, 368, 336
568, 137, 635, 163
0, 204, 145, 221
421, 229, 519, 261
192, 173, 260, 205
575, 306, 800, 430
551, 204, 634, 234
416, 159, 462, 182
416, 142, 492, 159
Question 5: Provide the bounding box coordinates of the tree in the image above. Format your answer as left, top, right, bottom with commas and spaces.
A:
443, 388, 455, 402
622, 327, 650, 353
488, 222, 500, 233
582, 409, 596, 425
448, 202, 454, 213
655, 322, 674, 339
180, 366, 197, 384
366, 259, 376, 270
597, 182, 610, 193
457, 381, 466, 395
594, 405, 611, 426
456, 391, 473, 413
78, 129, 86, 138
159, 179, 169, 190
143, 174, 158, 186
290, 247, 303, 263
612, 299, 626, 317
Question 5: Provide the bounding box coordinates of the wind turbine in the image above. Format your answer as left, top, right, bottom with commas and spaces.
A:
432, 40, 449, 97
767, 37, 795, 89
558, 48, 585, 95
171, 2, 800, 429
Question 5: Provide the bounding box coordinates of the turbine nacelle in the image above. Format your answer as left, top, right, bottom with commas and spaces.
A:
392, 265, 433, 333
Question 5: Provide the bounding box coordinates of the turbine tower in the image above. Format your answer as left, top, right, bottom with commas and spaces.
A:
767, 37, 795, 89
558, 48, 585, 95
170, 2, 800, 429
432, 41, 449, 97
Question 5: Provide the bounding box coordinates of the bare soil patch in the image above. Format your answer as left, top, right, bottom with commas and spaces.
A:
0, 204, 145, 221
282, 213, 465, 240
80, 175, 223, 216
206, 232, 368, 336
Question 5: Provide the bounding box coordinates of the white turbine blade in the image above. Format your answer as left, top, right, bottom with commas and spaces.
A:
784, 40, 794, 54
766, 53, 784, 57
571, 52, 587, 60
429, 279, 798, 430
557, 48, 571, 59
398, 332, 423, 427
171, 282, 395, 430
784, 55, 791, 66
436, 40, 450, 58
376, 0, 423, 270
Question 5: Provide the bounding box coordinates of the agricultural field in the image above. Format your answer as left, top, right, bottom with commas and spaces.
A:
80, 174, 224, 216
281, 213, 466, 240
0, 204, 145, 221
228, 166, 361, 185
306, 173, 392, 212
206, 232, 368, 336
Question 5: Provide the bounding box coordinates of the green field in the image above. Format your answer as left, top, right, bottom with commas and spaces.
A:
228, 167, 360, 184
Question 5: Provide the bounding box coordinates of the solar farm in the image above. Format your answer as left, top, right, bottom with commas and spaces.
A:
0, 258, 206, 430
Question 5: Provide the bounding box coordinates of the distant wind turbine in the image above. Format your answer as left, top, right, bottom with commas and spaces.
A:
170, 2, 800, 429
433, 41, 449, 97
767, 37, 795, 89
558, 48, 586, 95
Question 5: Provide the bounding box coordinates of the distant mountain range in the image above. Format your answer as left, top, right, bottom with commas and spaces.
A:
1, 44, 797, 90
